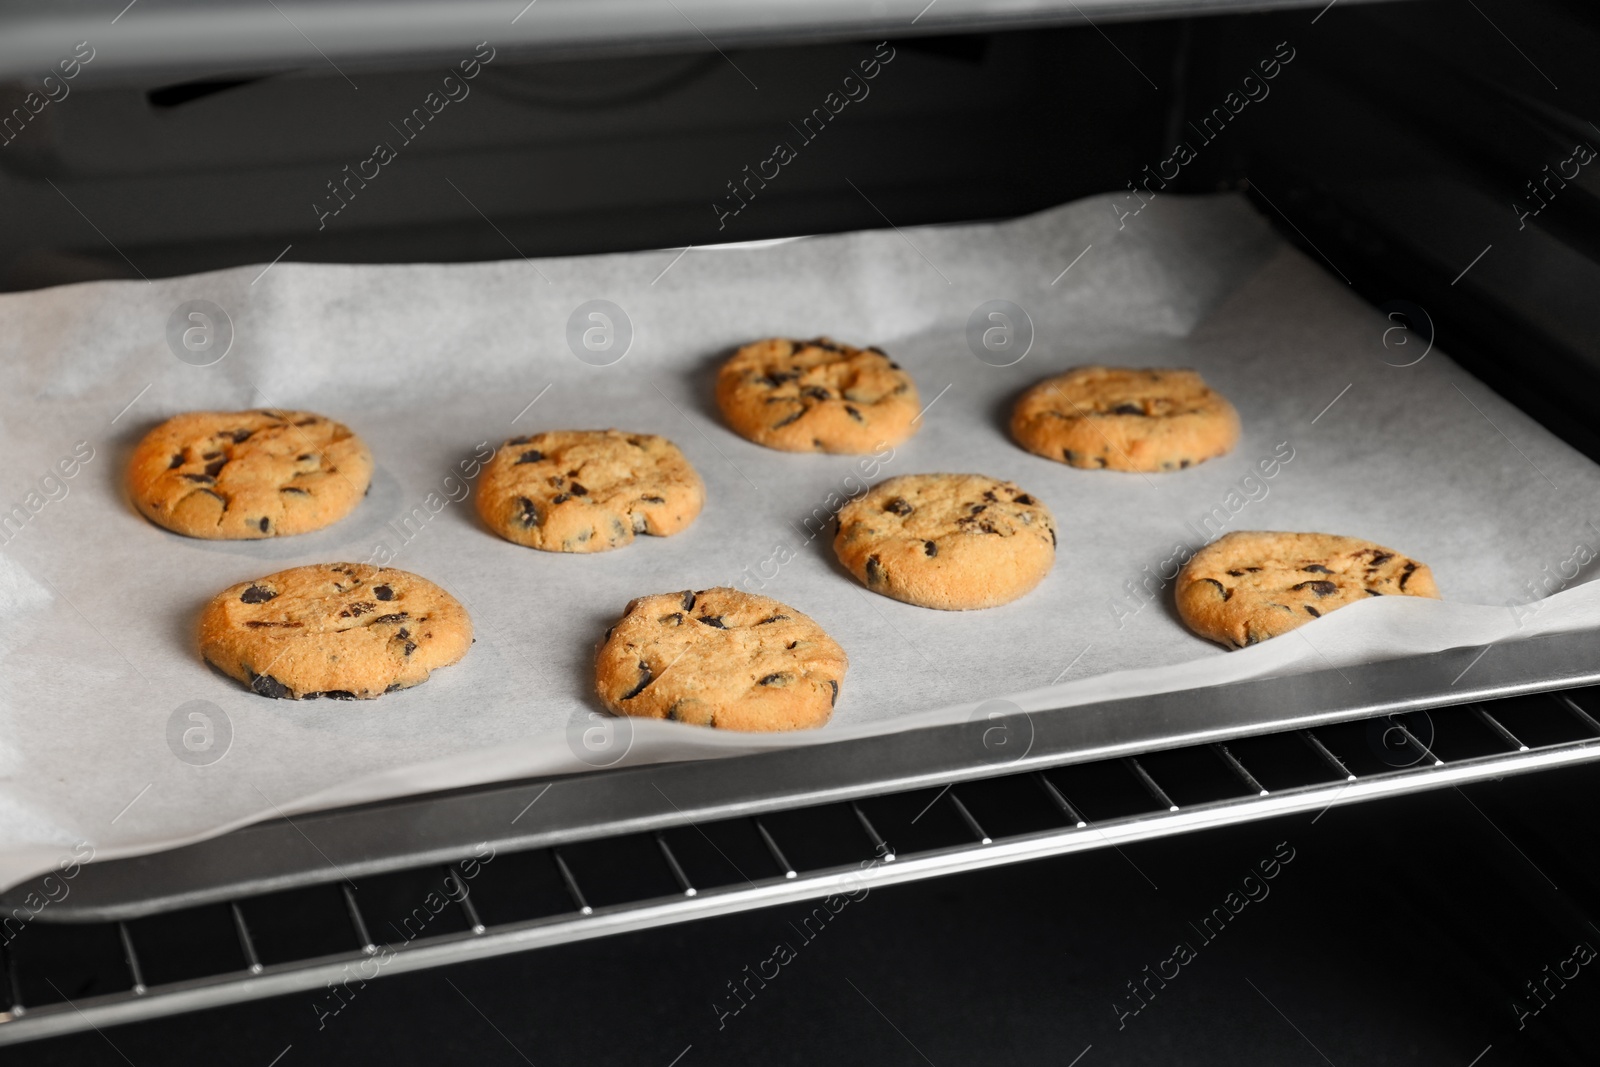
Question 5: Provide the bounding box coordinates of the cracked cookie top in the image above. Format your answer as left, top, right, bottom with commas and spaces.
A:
198, 563, 472, 699
128, 409, 373, 539
716, 337, 920, 454
595, 588, 847, 731
1011, 366, 1239, 472
834, 473, 1057, 610
1175, 530, 1440, 649
475, 430, 704, 553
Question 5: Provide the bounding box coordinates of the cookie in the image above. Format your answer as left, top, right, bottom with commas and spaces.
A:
475, 430, 704, 553
716, 337, 920, 454
198, 563, 472, 699
1175, 531, 1441, 648
1011, 367, 1239, 472
128, 409, 373, 539
834, 473, 1056, 610
595, 588, 847, 731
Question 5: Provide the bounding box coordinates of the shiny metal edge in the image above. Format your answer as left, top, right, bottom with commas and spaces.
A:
1, 737, 1593, 1047
18, 626, 1598, 922
0, 0, 1382, 83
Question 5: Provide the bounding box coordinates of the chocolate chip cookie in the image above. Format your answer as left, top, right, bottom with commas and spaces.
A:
128, 410, 373, 539
1011, 367, 1239, 472
834, 473, 1057, 610
716, 337, 920, 453
1175, 531, 1441, 649
198, 563, 473, 699
476, 430, 704, 553
595, 588, 847, 731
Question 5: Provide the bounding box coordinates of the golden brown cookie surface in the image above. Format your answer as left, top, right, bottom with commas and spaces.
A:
716, 337, 919, 453
198, 563, 472, 699
595, 588, 846, 731
1175, 531, 1440, 648
475, 430, 704, 553
128, 410, 372, 539
1011, 367, 1239, 472
833, 473, 1056, 610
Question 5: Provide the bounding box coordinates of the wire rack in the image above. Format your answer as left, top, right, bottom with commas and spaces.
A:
3, 686, 1596, 1046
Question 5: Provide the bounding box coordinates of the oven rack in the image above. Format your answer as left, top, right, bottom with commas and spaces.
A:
3, 684, 1597, 1047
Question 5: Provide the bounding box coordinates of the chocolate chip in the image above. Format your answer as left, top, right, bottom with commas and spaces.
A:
1199, 577, 1231, 600
1399, 562, 1416, 589
204, 459, 226, 478
1110, 403, 1145, 416
827, 680, 839, 706
385, 683, 404, 693
510, 435, 535, 445
865, 555, 884, 585
1365, 589, 1384, 596
1291, 580, 1338, 597
182, 473, 215, 484
757, 673, 788, 687
802, 386, 831, 401
884, 498, 913, 516
1180, 459, 1191, 469
1369, 552, 1394, 566
517, 497, 540, 527
924, 540, 938, 557
293, 418, 316, 427
168, 453, 185, 469
373, 585, 394, 601
1049, 527, 1057, 547
641, 495, 665, 504
1015, 494, 1035, 506
244, 620, 303, 628
257, 517, 270, 533
240, 585, 276, 604
844, 405, 865, 423
402, 641, 418, 656
317, 690, 358, 700
1303, 565, 1332, 574
340, 602, 376, 618
759, 371, 799, 387
756, 614, 789, 625
569, 482, 588, 497
249, 672, 291, 699
551, 494, 573, 506
396, 628, 410, 639
1305, 605, 1321, 618
230, 429, 254, 442
621, 662, 654, 700
515, 450, 544, 465
1064, 449, 1079, 463
698, 615, 726, 628
1226, 569, 1245, 576
297, 453, 314, 462
660, 612, 683, 625
682, 591, 696, 611
969, 504, 987, 514
771, 409, 804, 429
281, 487, 310, 495
373, 613, 408, 624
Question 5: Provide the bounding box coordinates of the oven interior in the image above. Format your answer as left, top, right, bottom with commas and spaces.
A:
5, 0, 1600, 1059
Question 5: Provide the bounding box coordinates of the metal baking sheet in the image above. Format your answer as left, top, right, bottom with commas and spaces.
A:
2, 191, 1597, 897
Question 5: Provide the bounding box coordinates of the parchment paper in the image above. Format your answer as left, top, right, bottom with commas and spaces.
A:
2, 192, 1598, 894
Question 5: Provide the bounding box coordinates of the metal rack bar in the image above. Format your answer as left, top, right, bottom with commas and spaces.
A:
1125, 757, 1178, 812
1, 945, 20, 1018
1213, 743, 1268, 796
117, 922, 146, 996
1035, 773, 1087, 828
947, 791, 991, 845
655, 834, 696, 898
1390, 718, 1442, 767
850, 802, 894, 861
341, 885, 375, 954
754, 819, 796, 880
1300, 729, 1357, 782
450, 868, 486, 934
1555, 693, 1600, 735
230, 903, 262, 975
1474, 705, 1528, 752
551, 850, 591, 916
